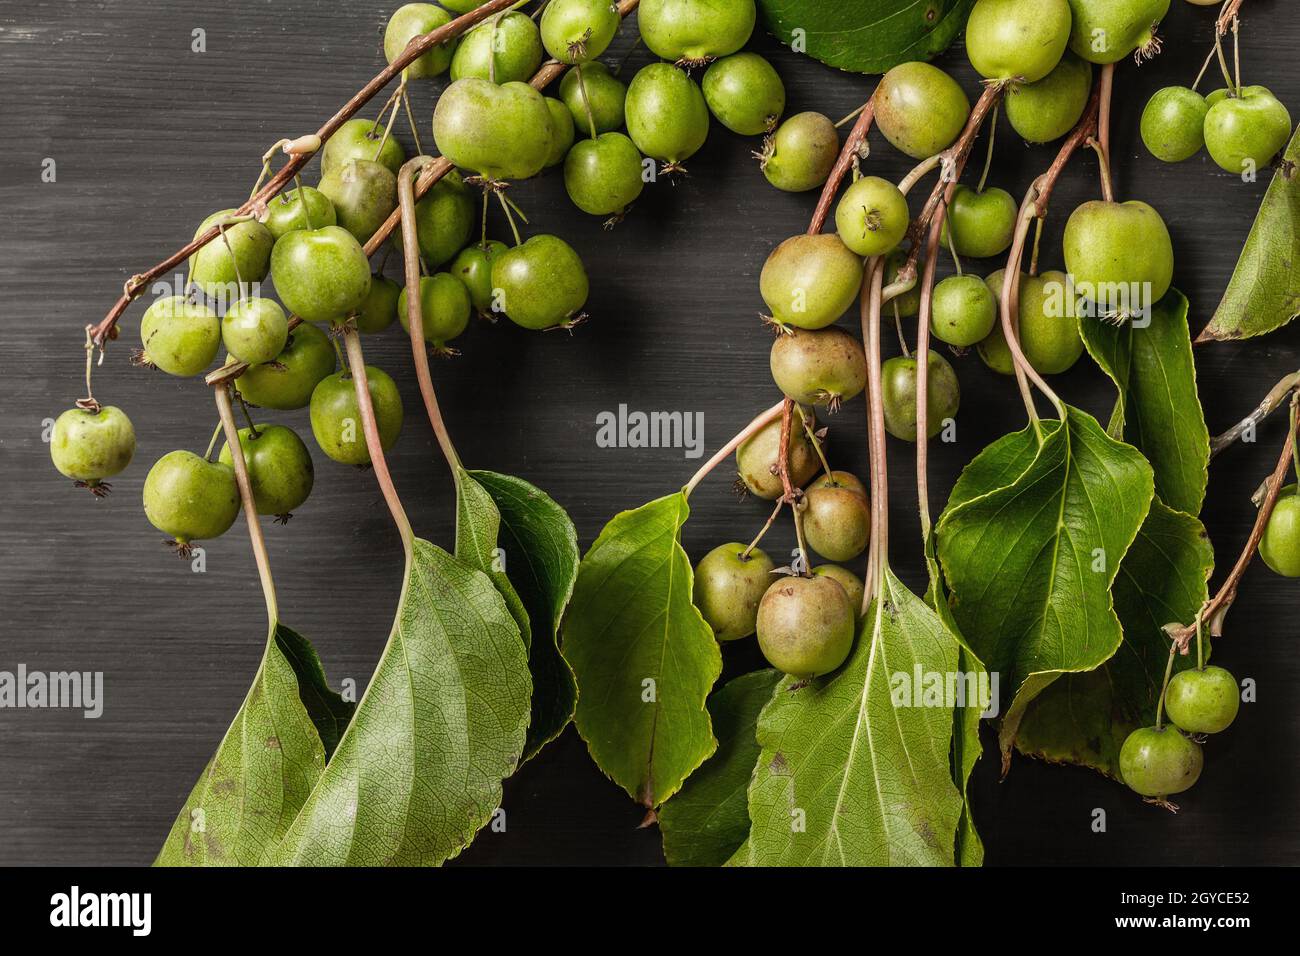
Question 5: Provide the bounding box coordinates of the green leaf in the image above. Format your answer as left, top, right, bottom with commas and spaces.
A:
744, 569, 965, 866
936, 408, 1154, 749
757, 0, 974, 74
468, 470, 579, 761
456, 469, 531, 647
659, 669, 781, 867
272, 539, 531, 865
1081, 290, 1210, 516
562, 493, 723, 807
155, 624, 351, 866
1015, 498, 1213, 777
1198, 124, 1300, 343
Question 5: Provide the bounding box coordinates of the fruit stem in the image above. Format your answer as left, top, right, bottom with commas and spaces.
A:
1029, 216, 1044, 277
79, 325, 101, 414
976, 103, 998, 195
203, 420, 224, 462
370, 82, 406, 162
893, 303, 911, 358
213, 384, 279, 624
398, 156, 465, 475
833, 102, 869, 129
341, 323, 415, 552
1168, 392, 1299, 649
496, 190, 524, 246
1154, 640, 1177, 730
742, 500, 783, 560
860, 260, 889, 613
1098, 63, 1114, 171
1209, 370, 1300, 457
1191, 43, 1217, 93
401, 85, 425, 156
237, 392, 261, 438
1214, 27, 1236, 93
682, 399, 785, 498
1232, 16, 1243, 93
86, 0, 527, 348
1087, 140, 1116, 203
807, 93, 877, 235
802, 413, 833, 479
292, 173, 315, 231
575, 63, 599, 140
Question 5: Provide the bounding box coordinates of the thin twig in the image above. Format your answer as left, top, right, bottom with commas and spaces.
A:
1169, 397, 1297, 649
1210, 371, 1300, 458
808, 95, 877, 235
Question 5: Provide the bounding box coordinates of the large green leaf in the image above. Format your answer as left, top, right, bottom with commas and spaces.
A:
562, 493, 723, 807
156, 624, 352, 866
743, 569, 964, 866
659, 669, 780, 867
468, 470, 579, 761
272, 539, 531, 865
1015, 499, 1213, 778
1081, 290, 1210, 516
757, 0, 974, 74
1197, 124, 1300, 343
936, 409, 1154, 748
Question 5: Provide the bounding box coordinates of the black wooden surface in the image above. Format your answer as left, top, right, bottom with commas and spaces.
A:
1, 0, 1297, 867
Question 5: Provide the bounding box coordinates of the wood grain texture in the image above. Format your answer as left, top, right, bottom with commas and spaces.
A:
0, 0, 1297, 866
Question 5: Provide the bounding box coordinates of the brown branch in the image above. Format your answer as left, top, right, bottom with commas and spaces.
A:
807, 95, 877, 235
775, 398, 797, 504
1217, 0, 1246, 34
93, 0, 642, 349
1170, 397, 1297, 649
885, 84, 1007, 305
1210, 371, 1300, 458
89, 0, 520, 347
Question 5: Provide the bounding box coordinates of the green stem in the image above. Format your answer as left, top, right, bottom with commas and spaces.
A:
575, 63, 599, 140
976, 102, 997, 194
203, 420, 224, 461
1155, 641, 1178, 729
497, 190, 523, 245
293, 172, 315, 231
741, 500, 783, 560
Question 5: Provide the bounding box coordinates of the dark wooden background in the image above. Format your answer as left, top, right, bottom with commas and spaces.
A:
2, 0, 1297, 867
